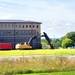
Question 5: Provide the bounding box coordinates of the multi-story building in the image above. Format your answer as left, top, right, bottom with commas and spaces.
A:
0, 20, 42, 49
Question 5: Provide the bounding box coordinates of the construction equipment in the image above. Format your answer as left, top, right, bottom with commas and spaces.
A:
15, 35, 37, 49
15, 32, 54, 50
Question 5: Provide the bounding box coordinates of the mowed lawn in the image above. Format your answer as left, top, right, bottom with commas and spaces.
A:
0, 49, 75, 56
17, 71, 75, 75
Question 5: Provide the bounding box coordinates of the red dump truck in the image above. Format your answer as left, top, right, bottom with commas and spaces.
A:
0, 43, 12, 50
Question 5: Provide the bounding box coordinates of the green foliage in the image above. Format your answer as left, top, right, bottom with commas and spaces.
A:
62, 31, 75, 42
66, 32, 75, 41
41, 39, 48, 45
41, 39, 51, 49
61, 31, 75, 48
41, 38, 61, 49
51, 39, 61, 49
62, 38, 74, 48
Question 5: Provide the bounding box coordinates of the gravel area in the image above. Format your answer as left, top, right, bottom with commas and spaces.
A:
0, 55, 75, 61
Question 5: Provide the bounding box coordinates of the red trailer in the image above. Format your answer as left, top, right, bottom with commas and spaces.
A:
0, 43, 12, 50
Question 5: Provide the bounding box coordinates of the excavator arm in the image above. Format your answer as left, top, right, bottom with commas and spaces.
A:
41, 32, 54, 49
27, 35, 37, 46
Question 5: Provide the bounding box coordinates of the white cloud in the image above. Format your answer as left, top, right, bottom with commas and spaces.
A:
0, 0, 75, 38
0, 15, 13, 19
41, 19, 75, 38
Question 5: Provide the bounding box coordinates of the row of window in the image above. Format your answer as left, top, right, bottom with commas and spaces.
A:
0, 24, 39, 28
0, 37, 32, 42
0, 30, 36, 35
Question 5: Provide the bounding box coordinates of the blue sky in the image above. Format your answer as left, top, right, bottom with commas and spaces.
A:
0, 0, 75, 38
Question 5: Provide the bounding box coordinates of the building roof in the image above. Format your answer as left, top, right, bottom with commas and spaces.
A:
0, 20, 42, 24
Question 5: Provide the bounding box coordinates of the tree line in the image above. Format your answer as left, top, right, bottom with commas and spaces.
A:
41, 31, 75, 49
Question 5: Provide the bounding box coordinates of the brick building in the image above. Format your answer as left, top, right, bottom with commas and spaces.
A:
0, 20, 42, 49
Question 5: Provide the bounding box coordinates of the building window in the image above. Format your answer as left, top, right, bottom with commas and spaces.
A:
8, 31, 11, 34
4, 25, 7, 28
22, 25, 24, 28
15, 37, 18, 41
8, 25, 10, 28
4, 31, 7, 34
29, 25, 31, 28
15, 25, 17, 28
12, 25, 14, 28
29, 30, 31, 34
37, 25, 39, 28
12, 31, 14, 34
11, 38, 14, 41
1, 31, 3, 35
1, 25, 3, 28
1, 38, 3, 42
22, 31, 25, 34
18, 31, 20, 34
8, 38, 11, 41
25, 31, 28, 34
15, 31, 18, 34
33, 25, 35, 28
19, 25, 21, 28
5, 38, 7, 42
26, 25, 28, 28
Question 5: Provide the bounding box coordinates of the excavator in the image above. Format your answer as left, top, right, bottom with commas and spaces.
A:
15, 32, 54, 49
16, 35, 37, 49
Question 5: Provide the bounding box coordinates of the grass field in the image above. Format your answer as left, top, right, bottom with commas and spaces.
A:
17, 71, 75, 75
0, 55, 75, 75
0, 49, 75, 75
0, 49, 75, 56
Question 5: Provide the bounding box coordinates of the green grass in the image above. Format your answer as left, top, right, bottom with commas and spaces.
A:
17, 71, 75, 75
0, 49, 75, 56
0, 49, 75, 75
0, 55, 75, 75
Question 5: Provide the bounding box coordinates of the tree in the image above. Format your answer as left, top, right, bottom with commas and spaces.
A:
66, 32, 75, 41
62, 38, 74, 48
